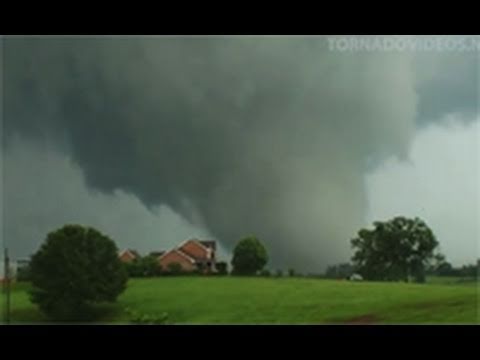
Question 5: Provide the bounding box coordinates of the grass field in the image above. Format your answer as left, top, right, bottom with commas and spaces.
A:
2, 277, 479, 324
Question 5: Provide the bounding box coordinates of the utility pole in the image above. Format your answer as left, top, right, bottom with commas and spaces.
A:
3, 248, 10, 324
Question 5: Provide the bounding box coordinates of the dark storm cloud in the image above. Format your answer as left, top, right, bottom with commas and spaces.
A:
1, 135, 216, 259
414, 48, 479, 125
3, 36, 474, 271
366, 116, 480, 267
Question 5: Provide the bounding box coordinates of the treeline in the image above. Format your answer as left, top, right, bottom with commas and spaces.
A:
15, 257, 230, 280
128, 235, 268, 278
427, 260, 479, 278
124, 256, 229, 277
324, 260, 480, 280
324, 263, 355, 279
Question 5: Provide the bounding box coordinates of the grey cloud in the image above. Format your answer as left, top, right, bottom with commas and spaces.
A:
414, 36, 479, 125
2, 135, 216, 259
366, 116, 480, 266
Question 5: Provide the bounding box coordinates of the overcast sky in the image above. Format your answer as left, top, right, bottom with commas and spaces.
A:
366, 115, 479, 266
1, 36, 478, 271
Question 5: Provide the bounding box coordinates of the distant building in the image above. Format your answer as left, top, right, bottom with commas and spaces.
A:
118, 249, 141, 263
157, 239, 217, 273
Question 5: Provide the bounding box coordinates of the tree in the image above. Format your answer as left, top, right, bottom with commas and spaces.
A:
29, 224, 128, 321
231, 236, 268, 275
16, 264, 31, 281
215, 261, 228, 275
459, 263, 478, 278
351, 217, 439, 283
140, 255, 163, 277
124, 258, 144, 277
124, 255, 162, 278
260, 269, 271, 277
426, 252, 448, 275
325, 263, 355, 279
435, 261, 454, 276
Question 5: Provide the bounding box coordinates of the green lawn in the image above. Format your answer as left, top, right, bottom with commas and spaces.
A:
425, 276, 478, 286
2, 277, 479, 324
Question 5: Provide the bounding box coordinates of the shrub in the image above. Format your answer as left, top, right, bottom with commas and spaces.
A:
325, 263, 355, 279
167, 262, 183, 275
288, 268, 295, 277
124, 259, 144, 277
142, 255, 163, 277
260, 269, 271, 277
215, 261, 228, 275
29, 224, 128, 321
125, 308, 169, 324
125, 256, 163, 278
16, 265, 31, 281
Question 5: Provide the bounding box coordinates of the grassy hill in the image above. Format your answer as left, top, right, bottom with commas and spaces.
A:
3, 277, 479, 324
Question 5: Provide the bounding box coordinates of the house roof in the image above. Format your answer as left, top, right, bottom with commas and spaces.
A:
121, 239, 216, 264
178, 239, 216, 252
177, 239, 216, 261
120, 249, 140, 258
158, 249, 196, 264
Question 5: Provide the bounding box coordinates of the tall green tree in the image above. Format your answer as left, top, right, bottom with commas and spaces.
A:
231, 236, 268, 275
351, 217, 439, 282
29, 224, 128, 321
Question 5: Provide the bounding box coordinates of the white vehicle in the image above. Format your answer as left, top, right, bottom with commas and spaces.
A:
349, 273, 363, 281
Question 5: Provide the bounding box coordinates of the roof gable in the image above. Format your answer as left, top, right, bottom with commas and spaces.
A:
120, 249, 135, 257
158, 249, 195, 264
178, 239, 213, 260
179, 239, 211, 252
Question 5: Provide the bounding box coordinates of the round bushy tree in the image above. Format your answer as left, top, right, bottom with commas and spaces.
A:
231, 236, 268, 275
29, 224, 128, 321
351, 216, 439, 282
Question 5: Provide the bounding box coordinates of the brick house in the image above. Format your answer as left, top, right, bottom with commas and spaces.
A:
119, 249, 141, 263
158, 239, 217, 273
